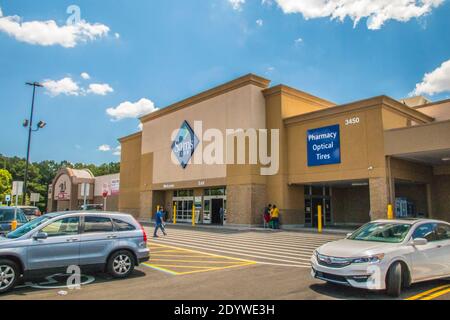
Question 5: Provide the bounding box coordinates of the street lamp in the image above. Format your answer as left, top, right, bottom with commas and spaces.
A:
22, 82, 45, 205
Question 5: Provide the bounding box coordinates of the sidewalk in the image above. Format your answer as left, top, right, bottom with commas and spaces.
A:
139, 220, 355, 235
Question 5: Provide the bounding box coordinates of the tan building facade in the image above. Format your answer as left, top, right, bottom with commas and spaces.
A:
118, 74, 450, 227
47, 168, 120, 212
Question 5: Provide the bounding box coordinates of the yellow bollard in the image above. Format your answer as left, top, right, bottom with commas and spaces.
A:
317, 205, 323, 234
173, 204, 177, 224
387, 204, 394, 220
11, 220, 18, 231
192, 203, 196, 227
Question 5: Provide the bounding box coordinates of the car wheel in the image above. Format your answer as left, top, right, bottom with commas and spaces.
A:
0, 259, 19, 294
107, 251, 135, 279
386, 261, 402, 297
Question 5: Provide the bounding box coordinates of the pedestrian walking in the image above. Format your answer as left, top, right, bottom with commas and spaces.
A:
153, 206, 167, 238
263, 204, 272, 228
271, 205, 280, 230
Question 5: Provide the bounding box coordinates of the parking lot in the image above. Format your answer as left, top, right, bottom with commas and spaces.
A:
1, 227, 449, 300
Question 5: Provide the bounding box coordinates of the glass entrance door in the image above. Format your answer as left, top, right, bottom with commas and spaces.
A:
304, 185, 333, 227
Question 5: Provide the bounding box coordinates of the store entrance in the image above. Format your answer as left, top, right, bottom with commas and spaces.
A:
304, 185, 332, 227
211, 199, 224, 225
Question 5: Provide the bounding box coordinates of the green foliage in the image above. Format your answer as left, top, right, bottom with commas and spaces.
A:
0, 154, 120, 210
0, 169, 12, 203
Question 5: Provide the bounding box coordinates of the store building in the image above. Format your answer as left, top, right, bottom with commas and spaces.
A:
47, 168, 120, 212
118, 74, 450, 227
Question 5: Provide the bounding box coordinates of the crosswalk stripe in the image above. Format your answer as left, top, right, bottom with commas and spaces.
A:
157, 230, 332, 252
153, 240, 309, 267
152, 233, 319, 257
153, 237, 312, 265
166, 228, 343, 243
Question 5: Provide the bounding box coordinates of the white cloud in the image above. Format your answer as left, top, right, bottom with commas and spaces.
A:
256, 19, 264, 26
114, 32, 120, 39
294, 37, 303, 44
98, 144, 111, 152
412, 59, 450, 96
81, 72, 90, 80
0, 6, 110, 47
228, 0, 246, 11
42, 77, 80, 96
88, 83, 114, 96
273, 0, 444, 30
106, 98, 158, 121
138, 123, 144, 131
113, 146, 122, 156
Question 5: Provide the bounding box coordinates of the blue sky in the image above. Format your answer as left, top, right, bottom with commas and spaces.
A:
1, 0, 450, 164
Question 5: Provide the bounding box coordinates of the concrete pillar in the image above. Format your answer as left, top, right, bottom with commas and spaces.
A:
369, 177, 389, 220
227, 184, 266, 226
139, 191, 153, 220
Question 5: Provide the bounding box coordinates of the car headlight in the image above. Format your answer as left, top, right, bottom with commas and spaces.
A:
351, 253, 385, 264
313, 250, 319, 258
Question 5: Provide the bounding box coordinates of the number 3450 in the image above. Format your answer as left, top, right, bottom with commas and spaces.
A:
345, 117, 360, 126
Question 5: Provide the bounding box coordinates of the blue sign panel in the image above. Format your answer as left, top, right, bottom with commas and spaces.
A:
307, 125, 341, 167
171, 121, 200, 169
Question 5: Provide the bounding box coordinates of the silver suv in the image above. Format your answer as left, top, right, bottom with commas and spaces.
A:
0, 211, 150, 294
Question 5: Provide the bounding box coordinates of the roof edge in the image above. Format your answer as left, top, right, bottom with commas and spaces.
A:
118, 131, 142, 143
263, 84, 336, 107
140, 73, 270, 124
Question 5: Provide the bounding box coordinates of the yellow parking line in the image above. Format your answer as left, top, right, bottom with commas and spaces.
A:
151, 254, 209, 258
176, 262, 257, 275
405, 285, 450, 300
143, 263, 179, 275
419, 287, 450, 301
148, 264, 228, 269
148, 242, 256, 264
150, 259, 249, 264
150, 250, 180, 254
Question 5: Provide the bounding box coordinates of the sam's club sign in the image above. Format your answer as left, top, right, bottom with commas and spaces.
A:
307, 124, 341, 167
172, 121, 199, 169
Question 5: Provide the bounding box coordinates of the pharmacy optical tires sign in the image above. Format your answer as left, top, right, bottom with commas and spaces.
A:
307, 124, 341, 167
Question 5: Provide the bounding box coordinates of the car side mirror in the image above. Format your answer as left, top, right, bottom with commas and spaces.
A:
33, 232, 48, 240
412, 238, 428, 246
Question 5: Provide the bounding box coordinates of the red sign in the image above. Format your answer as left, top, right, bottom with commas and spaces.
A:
102, 191, 108, 198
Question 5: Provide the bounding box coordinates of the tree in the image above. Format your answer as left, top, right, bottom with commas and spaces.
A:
0, 169, 12, 203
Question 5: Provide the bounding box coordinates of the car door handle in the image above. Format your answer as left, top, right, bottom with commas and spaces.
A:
67, 238, 79, 242
107, 235, 118, 239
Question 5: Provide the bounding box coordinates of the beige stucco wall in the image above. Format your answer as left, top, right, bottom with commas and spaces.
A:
141, 84, 267, 186
118, 133, 142, 217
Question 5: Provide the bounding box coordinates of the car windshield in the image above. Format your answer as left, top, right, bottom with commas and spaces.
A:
348, 222, 411, 243
0, 209, 16, 222
6, 215, 52, 239
22, 208, 37, 215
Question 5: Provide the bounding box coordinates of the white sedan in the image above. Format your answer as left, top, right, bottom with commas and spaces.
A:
311, 219, 450, 297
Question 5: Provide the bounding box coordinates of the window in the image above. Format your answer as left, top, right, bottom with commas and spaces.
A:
436, 224, 450, 241
173, 190, 194, 197
113, 219, 136, 232
0, 209, 16, 222
41, 217, 80, 237
412, 223, 437, 242
349, 222, 411, 243
84, 216, 113, 233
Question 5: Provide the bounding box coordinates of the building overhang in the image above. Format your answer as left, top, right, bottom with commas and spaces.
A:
385, 120, 450, 166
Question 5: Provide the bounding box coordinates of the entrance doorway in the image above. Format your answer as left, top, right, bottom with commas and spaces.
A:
211, 199, 224, 225
304, 185, 332, 227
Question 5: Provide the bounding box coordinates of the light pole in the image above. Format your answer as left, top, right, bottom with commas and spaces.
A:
22, 82, 46, 205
